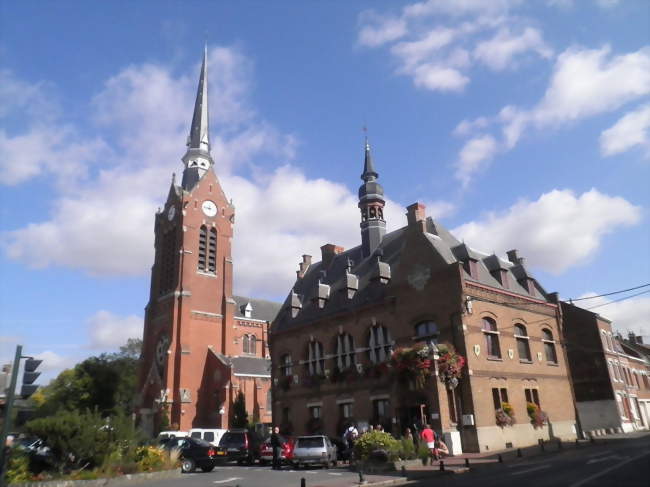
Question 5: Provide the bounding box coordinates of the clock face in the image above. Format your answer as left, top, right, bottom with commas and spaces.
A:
155, 335, 170, 370
202, 200, 218, 217
167, 206, 176, 221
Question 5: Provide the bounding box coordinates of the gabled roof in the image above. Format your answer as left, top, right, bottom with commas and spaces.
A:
233, 295, 282, 322
209, 350, 271, 377
273, 217, 550, 334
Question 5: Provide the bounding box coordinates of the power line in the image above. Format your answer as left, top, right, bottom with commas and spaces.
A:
585, 289, 650, 310
568, 283, 650, 302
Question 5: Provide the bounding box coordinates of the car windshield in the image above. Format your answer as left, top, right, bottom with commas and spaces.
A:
297, 437, 324, 448
220, 432, 245, 447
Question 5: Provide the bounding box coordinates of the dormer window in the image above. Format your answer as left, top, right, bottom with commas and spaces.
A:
462, 259, 478, 279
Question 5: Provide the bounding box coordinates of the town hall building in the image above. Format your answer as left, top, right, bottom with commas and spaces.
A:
270, 142, 578, 453
136, 48, 280, 434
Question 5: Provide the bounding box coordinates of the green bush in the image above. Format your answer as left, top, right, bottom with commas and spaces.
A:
6, 450, 32, 483
134, 446, 165, 472
417, 444, 431, 463
354, 431, 401, 461
399, 437, 416, 460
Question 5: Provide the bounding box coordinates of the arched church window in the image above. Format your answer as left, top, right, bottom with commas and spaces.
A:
250, 335, 257, 355
368, 325, 392, 364
159, 228, 177, 294
243, 335, 250, 354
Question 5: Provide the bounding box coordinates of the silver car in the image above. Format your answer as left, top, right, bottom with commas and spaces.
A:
291, 435, 337, 469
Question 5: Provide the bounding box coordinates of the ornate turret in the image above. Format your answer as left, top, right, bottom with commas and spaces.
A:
182, 45, 214, 190
358, 138, 386, 258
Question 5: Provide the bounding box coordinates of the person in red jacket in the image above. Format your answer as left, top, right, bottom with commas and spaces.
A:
419, 424, 439, 460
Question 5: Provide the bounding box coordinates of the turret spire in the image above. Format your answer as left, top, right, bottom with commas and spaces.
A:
181, 45, 214, 190
357, 136, 386, 258
361, 137, 378, 182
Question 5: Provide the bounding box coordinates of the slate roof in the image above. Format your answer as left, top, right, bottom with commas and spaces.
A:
233, 295, 282, 322
273, 217, 549, 333
209, 349, 271, 377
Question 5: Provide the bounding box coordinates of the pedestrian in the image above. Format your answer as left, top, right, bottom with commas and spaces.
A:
376, 424, 384, 432
270, 426, 284, 470
404, 427, 415, 446
419, 424, 438, 460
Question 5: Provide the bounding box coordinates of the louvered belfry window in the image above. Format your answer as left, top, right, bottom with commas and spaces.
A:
198, 226, 217, 273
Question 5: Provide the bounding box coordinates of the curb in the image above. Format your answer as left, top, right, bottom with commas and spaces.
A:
9, 469, 182, 487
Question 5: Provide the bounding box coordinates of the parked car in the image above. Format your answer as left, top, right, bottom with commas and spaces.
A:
218, 429, 263, 464
157, 430, 187, 443
177, 437, 226, 473
291, 435, 337, 469
258, 436, 295, 465
188, 428, 227, 446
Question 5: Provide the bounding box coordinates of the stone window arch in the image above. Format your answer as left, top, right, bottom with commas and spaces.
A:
368, 325, 392, 364
482, 317, 501, 359
514, 324, 532, 362
541, 328, 558, 363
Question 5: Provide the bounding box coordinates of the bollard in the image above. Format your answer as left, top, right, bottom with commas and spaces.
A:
498, 454, 503, 463
517, 448, 522, 458
401, 465, 407, 477
465, 457, 470, 468
439, 460, 445, 471
301, 478, 306, 487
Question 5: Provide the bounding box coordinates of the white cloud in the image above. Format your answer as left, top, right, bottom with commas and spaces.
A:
600, 103, 650, 157
358, 0, 548, 93
474, 27, 552, 71
576, 293, 650, 335
34, 350, 77, 374
87, 310, 143, 349
453, 189, 642, 274
456, 135, 498, 186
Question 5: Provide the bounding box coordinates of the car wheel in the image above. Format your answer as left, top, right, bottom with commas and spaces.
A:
181, 458, 196, 473
201, 465, 214, 472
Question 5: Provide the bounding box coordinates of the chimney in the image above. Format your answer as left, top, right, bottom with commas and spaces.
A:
320, 244, 344, 268
296, 254, 312, 279
506, 249, 520, 264
406, 202, 426, 231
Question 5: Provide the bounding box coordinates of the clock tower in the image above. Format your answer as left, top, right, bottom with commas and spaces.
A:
137, 47, 278, 434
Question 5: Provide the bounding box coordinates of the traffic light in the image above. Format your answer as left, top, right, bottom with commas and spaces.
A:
20, 358, 42, 399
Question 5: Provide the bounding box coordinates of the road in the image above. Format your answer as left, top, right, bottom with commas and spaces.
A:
409, 434, 650, 487
137, 463, 398, 487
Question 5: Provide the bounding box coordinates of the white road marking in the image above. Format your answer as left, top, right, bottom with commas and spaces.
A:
213, 478, 241, 484
510, 464, 551, 476
586, 455, 622, 464
570, 450, 650, 487
328, 472, 343, 475
587, 449, 611, 458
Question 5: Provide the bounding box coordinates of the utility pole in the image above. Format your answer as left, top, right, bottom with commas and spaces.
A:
0, 345, 22, 487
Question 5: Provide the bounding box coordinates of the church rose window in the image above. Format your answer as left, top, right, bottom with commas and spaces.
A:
368, 325, 392, 364
336, 333, 355, 370
307, 341, 324, 375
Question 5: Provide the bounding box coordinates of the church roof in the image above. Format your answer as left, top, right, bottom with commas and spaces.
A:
233, 295, 282, 322
229, 356, 271, 377
273, 217, 550, 334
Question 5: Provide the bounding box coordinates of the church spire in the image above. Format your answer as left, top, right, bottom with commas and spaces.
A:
357, 136, 386, 258
182, 45, 214, 189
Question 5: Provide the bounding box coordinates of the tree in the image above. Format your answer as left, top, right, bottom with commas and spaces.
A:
231, 391, 248, 428
35, 339, 142, 418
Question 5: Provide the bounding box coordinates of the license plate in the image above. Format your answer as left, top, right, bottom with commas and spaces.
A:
228, 448, 238, 452
217, 451, 225, 455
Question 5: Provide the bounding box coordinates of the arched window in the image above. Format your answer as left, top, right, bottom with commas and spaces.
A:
243, 335, 250, 354
336, 333, 356, 370
159, 228, 177, 294
542, 328, 558, 363
280, 354, 292, 376
198, 226, 217, 273
307, 341, 324, 375
482, 317, 501, 359
368, 325, 392, 364
415, 321, 439, 340
249, 335, 257, 355
514, 324, 531, 362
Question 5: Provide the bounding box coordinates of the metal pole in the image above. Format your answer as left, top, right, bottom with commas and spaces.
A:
0, 345, 23, 487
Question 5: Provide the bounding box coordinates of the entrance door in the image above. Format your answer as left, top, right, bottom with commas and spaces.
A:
399, 404, 431, 434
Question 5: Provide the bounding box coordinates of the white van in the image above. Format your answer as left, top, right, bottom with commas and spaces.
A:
188, 428, 227, 446
157, 431, 188, 442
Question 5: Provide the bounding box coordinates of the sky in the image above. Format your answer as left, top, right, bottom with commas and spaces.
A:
1, 0, 649, 382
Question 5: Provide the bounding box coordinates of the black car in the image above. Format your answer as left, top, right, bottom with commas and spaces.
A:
218, 429, 262, 464
177, 437, 226, 473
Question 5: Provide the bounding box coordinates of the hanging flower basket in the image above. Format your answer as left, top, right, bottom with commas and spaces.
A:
496, 402, 515, 427
390, 345, 434, 389
436, 344, 466, 389
526, 402, 548, 428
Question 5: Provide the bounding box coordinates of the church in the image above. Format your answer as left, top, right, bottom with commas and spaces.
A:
136, 48, 280, 435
